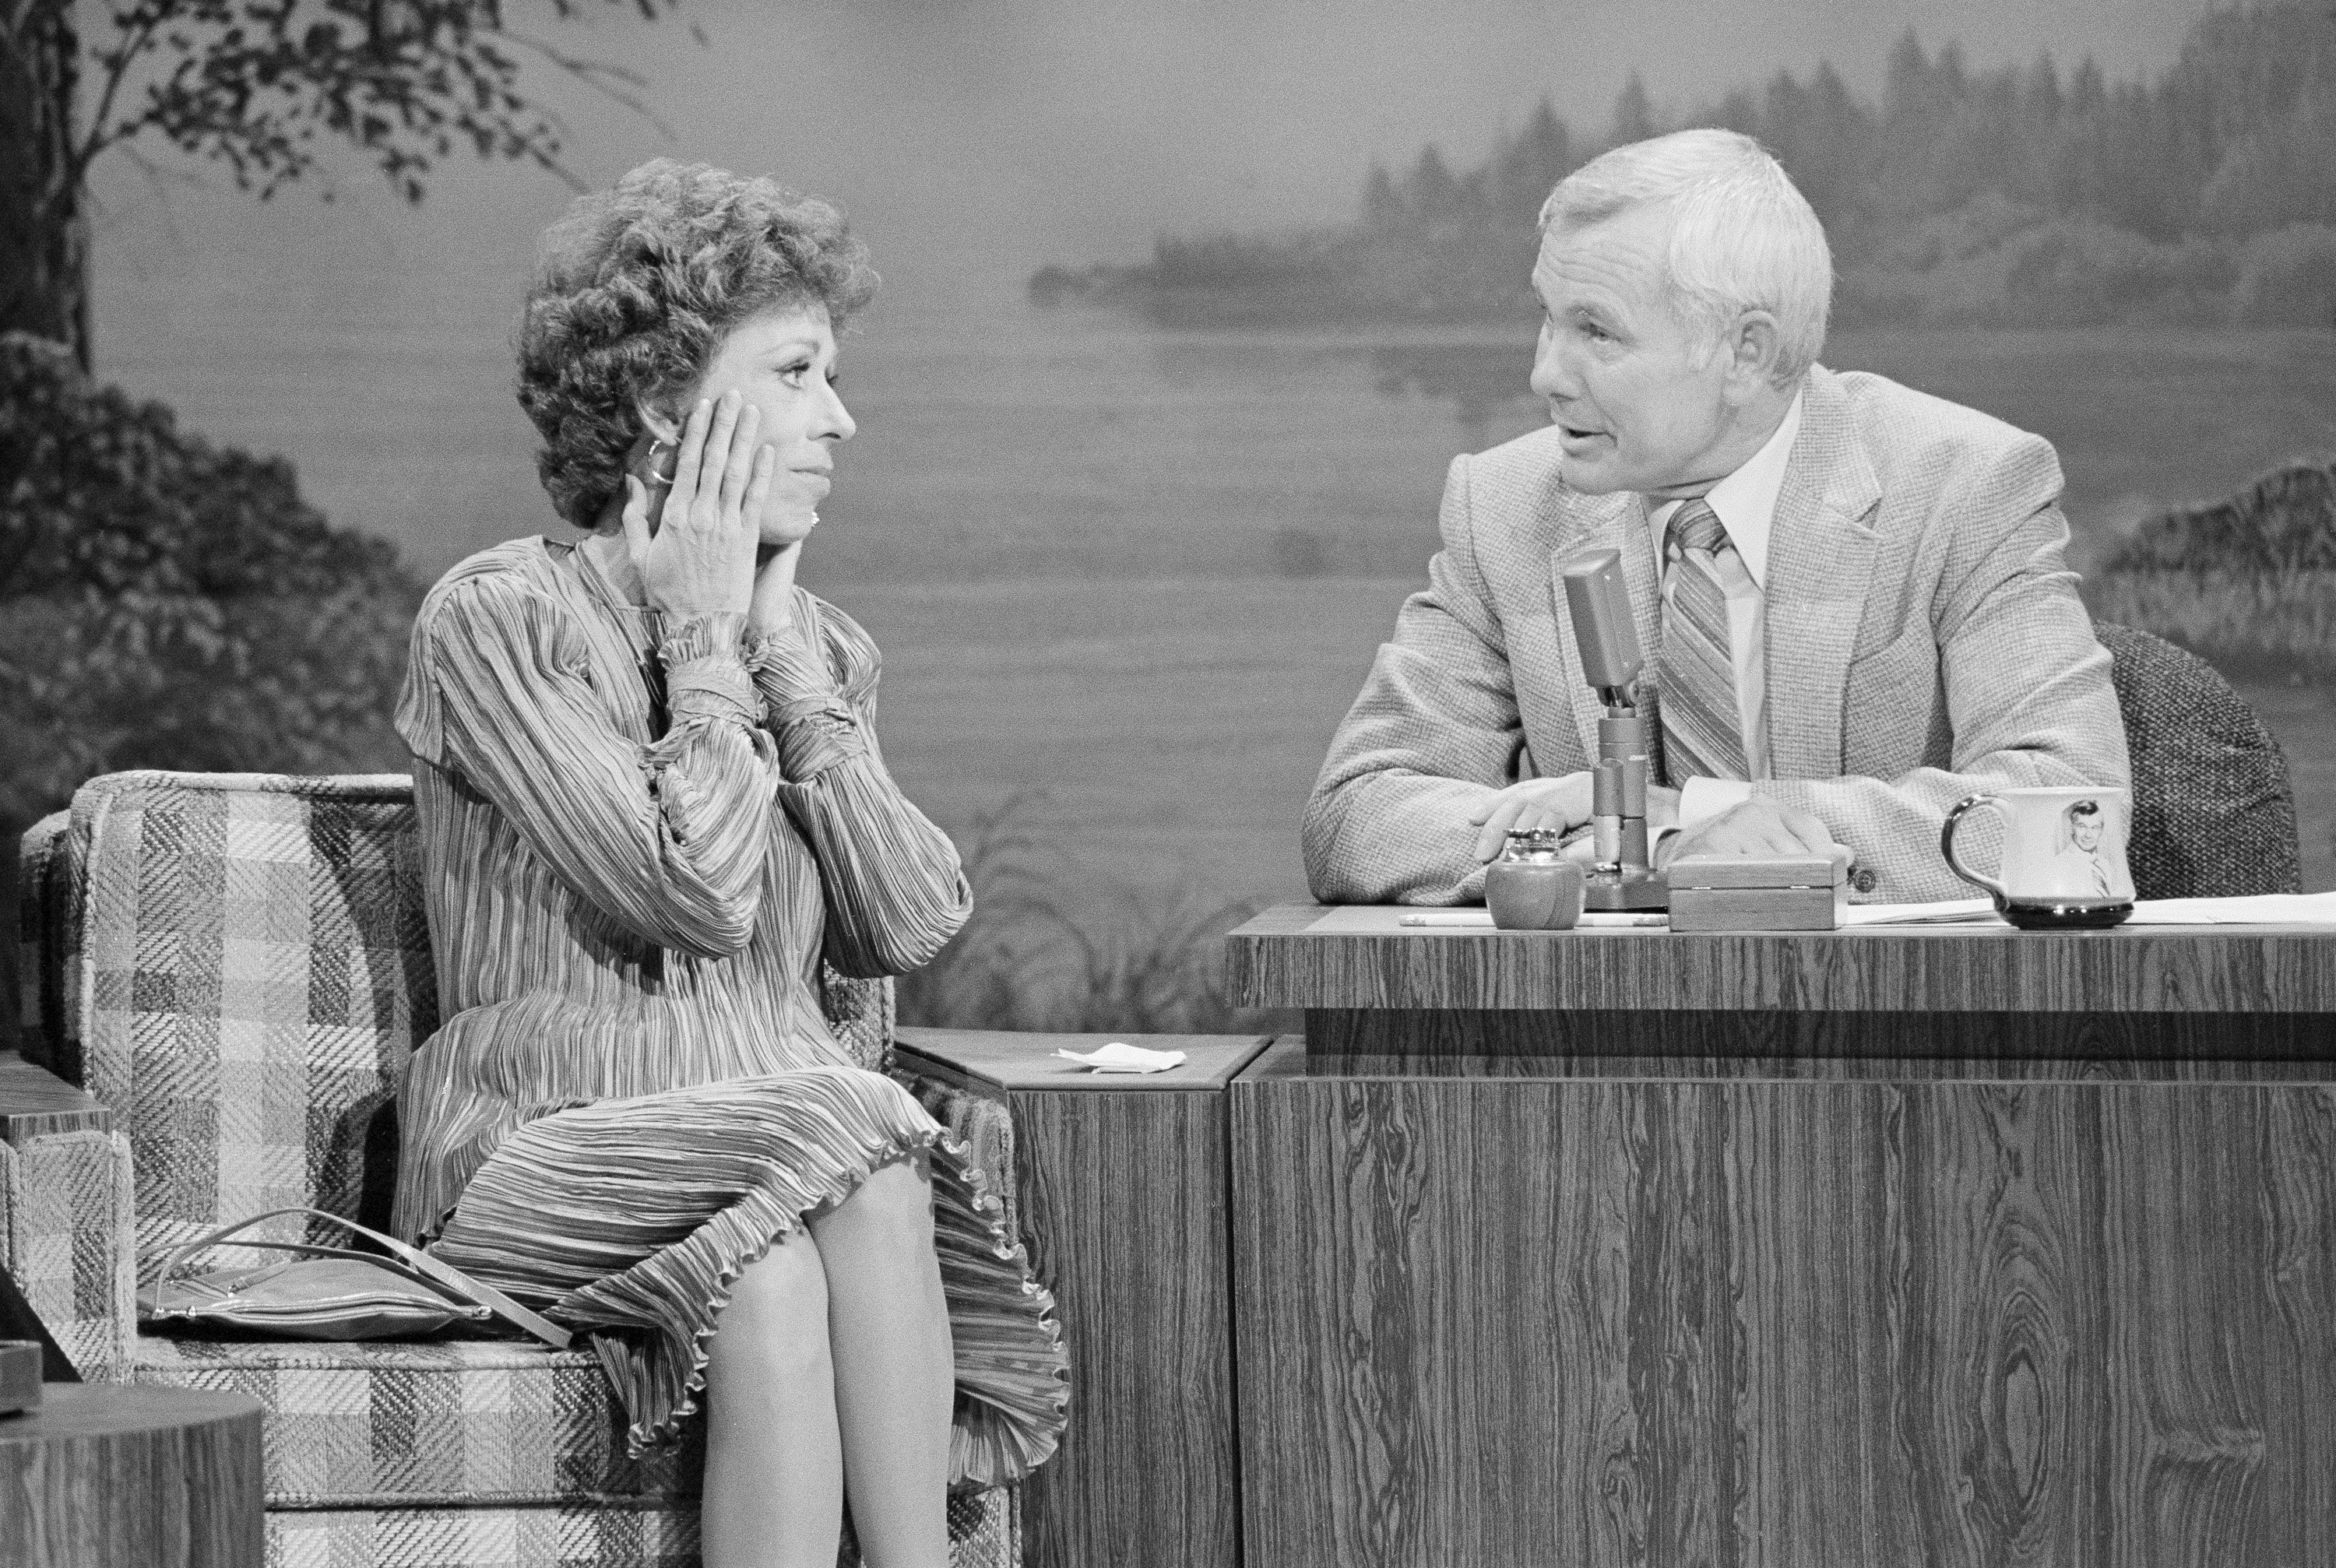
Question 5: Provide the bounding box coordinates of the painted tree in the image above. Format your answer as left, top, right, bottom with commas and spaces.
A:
0, 0, 677, 368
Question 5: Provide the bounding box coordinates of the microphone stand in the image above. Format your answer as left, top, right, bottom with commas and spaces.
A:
1561, 548, 1669, 912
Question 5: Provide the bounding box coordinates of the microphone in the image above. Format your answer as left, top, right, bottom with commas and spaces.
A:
1560, 548, 1668, 912
1564, 547, 1641, 703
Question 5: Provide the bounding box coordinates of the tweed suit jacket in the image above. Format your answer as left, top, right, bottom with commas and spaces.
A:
1301, 364, 2131, 905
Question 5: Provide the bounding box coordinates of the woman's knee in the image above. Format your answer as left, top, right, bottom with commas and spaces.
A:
816, 1155, 935, 1248
709, 1232, 832, 1379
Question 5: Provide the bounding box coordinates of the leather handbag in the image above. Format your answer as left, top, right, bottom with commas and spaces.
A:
139, 1207, 571, 1348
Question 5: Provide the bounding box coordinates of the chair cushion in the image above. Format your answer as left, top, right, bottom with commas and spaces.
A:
264, 1489, 1018, 1568
266, 1504, 703, 1568
131, 1334, 699, 1509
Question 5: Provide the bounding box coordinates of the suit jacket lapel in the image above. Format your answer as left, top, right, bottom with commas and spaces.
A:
1545, 487, 1659, 768
1763, 365, 1883, 779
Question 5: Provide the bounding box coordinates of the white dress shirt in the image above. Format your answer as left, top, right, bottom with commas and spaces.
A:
1645, 390, 1804, 834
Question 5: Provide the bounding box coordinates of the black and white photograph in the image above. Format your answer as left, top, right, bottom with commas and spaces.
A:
4, 1, 2334, 1564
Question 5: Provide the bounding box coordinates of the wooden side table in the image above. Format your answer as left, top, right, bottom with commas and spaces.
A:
0, 1052, 112, 1139
893, 1026, 1279, 1568
0, 1383, 263, 1566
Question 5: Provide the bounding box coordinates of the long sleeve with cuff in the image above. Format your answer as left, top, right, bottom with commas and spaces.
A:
749, 589, 973, 977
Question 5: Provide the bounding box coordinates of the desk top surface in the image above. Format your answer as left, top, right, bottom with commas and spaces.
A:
0, 1383, 262, 1444
893, 1028, 1279, 1092
1226, 904, 2336, 1014
0, 1053, 109, 1142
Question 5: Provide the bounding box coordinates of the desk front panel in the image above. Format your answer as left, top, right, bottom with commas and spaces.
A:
1302, 1007, 2336, 1068
1230, 1043, 2336, 1568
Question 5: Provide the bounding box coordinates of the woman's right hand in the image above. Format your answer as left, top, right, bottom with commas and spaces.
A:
621, 390, 774, 621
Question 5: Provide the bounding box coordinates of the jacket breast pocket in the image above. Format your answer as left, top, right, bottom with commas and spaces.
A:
1845, 621, 1937, 688
1842, 627, 1947, 769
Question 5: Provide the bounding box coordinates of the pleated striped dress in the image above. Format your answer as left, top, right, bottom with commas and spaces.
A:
390, 535, 1067, 1483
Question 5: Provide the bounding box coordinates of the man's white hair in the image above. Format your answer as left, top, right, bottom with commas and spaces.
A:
1539, 128, 1831, 383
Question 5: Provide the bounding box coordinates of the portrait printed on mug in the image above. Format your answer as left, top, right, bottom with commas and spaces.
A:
2056, 799, 2119, 899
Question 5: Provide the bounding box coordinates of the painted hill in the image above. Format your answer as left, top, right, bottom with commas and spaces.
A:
2088, 459, 2336, 680
1033, 4, 2336, 331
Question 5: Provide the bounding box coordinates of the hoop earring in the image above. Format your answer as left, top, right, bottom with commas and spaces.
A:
641, 437, 677, 489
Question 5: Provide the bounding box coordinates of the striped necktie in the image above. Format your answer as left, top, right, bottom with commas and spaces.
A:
1655, 498, 1750, 785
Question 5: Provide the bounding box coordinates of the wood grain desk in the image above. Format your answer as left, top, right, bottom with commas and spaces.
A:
892, 1027, 1277, 1568
0, 1050, 111, 1141
1221, 905, 2336, 1567
0, 1383, 263, 1566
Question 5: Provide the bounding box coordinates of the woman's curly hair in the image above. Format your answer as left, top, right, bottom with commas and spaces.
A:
516, 159, 878, 528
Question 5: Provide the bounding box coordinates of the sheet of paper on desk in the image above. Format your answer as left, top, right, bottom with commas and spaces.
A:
1838, 899, 2003, 926
1841, 893, 2336, 926
2125, 892, 2336, 924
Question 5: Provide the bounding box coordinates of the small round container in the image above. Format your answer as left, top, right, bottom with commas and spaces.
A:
1486, 828, 1585, 930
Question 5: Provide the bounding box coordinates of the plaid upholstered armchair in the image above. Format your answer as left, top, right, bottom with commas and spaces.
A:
8, 769, 1035, 1568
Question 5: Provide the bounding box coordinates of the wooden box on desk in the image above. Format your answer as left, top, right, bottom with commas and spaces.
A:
890, 1028, 1276, 1568
1666, 851, 1845, 932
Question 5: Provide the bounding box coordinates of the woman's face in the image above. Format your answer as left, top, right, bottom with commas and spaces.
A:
670, 304, 856, 548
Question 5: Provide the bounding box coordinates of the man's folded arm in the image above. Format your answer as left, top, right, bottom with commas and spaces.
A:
1750, 453, 2129, 902
1302, 457, 1525, 905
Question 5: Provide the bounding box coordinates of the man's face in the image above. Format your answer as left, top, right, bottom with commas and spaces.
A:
2071, 811, 2104, 852
1529, 205, 1737, 497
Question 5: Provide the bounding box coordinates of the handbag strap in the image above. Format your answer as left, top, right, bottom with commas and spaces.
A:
156, 1208, 572, 1350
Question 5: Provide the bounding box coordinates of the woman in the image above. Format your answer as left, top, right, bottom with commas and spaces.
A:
392, 159, 1066, 1568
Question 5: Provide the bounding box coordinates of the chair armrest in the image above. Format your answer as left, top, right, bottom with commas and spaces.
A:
16, 809, 79, 1083
0, 1052, 135, 1380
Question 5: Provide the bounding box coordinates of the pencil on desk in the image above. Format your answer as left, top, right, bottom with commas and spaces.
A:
1398, 911, 1668, 930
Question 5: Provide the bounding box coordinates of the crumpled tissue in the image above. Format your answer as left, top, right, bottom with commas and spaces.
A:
1052, 1042, 1189, 1074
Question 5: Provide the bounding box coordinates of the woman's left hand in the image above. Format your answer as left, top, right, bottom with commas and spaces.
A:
748, 542, 803, 638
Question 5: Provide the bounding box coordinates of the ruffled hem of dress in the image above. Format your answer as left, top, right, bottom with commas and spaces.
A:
568, 1122, 1070, 1489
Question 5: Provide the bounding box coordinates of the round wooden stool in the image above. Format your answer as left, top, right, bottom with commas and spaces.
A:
0, 1383, 263, 1567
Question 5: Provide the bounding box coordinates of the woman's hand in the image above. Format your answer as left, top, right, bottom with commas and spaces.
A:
621, 391, 773, 621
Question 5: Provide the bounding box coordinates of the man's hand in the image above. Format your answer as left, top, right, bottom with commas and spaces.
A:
1470, 777, 1683, 863
1655, 796, 1843, 868
1469, 774, 1591, 863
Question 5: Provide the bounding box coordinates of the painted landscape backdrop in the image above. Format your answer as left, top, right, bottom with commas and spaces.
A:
1035, 7, 2336, 333
5, 2, 2332, 1035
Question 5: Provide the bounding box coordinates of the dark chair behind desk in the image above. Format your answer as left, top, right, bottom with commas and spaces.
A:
2096, 621, 2302, 897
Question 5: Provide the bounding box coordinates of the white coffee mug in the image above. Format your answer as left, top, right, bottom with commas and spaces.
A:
1941, 786, 2136, 929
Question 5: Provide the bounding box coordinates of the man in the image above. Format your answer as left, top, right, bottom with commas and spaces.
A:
2060, 799, 2116, 896
1302, 128, 2128, 905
